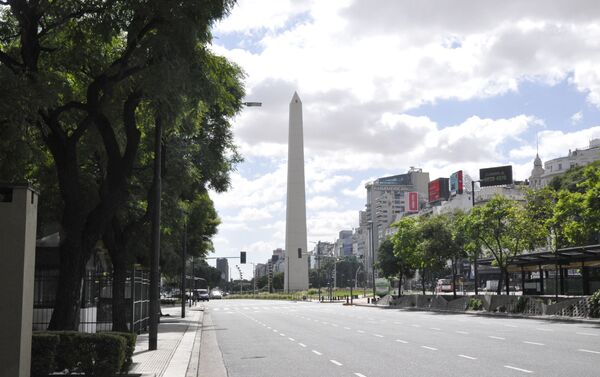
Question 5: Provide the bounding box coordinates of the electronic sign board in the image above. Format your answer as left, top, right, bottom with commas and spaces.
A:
404, 192, 419, 213
428, 178, 449, 203
479, 165, 513, 187
450, 170, 464, 195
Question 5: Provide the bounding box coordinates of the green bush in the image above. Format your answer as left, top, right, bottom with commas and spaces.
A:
512, 297, 528, 313
590, 289, 600, 318
83, 334, 126, 377
54, 331, 93, 372
31, 333, 60, 377
467, 298, 483, 311
107, 332, 137, 373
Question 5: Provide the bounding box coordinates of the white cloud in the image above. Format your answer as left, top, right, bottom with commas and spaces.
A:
307, 196, 338, 210
571, 111, 583, 125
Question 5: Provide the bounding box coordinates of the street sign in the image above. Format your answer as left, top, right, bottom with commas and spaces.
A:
479, 165, 513, 187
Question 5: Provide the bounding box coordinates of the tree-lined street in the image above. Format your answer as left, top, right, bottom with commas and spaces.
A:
206, 299, 600, 377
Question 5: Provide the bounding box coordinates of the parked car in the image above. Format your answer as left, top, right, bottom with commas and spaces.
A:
210, 290, 223, 299
194, 289, 210, 301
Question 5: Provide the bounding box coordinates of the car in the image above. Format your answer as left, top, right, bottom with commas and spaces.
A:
210, 290, 223, 299
194, 289, 210, 301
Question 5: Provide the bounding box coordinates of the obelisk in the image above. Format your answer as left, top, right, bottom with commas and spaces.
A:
284, 92, 309, 291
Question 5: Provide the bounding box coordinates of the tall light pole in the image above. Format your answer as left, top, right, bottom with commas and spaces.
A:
368, 220, 376, 300
181, 211, 188, 318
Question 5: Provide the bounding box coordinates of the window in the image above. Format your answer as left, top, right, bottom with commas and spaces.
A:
558, 163, 562, 170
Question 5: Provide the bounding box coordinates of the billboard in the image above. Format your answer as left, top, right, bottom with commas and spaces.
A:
479, 165, 513, 187
428, 178, 450, 203
404, 191, 419, 213
449, 170, 464, 195
377, 174, 412, 186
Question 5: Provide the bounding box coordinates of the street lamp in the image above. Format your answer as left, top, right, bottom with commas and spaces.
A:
368, 220, 376, 301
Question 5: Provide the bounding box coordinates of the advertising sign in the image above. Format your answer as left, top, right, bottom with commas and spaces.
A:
479, 165, 513, 187
375, 278, 390, 296
428, 178, 450, 203
404, 191, 419, 212
377, 174, 412, 186
449, 170, 464, 194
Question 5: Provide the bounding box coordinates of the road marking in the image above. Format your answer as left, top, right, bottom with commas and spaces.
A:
354, 373, 367, 377
344, 327, 351, 330
357, 330, 365, 333
267, 327, 271, 329
411, 324, 421, 328
504, 365, 534, 374
288, 337, 295, 341
280, 333, 285, 337
455, 330, 469, 335
298, 343, 307, 348
523, 341, 544, 346
535, 327, 553, 332
330, 360, 343, 366
504, 324, 518, 328
374, 334, 384, 338
430, 327, 441, 331
421, 346, 438, 351
394, 321, 402, 324
332, 324, 339, 327
489, 336, 505, 340
312, 350, 322, 356
578, 349, 600, 354
576, 332, 599, 337
273, 329, 278, 333
322, 321, 329, 324
458, 354, 477, 360
395, 339, 408, 344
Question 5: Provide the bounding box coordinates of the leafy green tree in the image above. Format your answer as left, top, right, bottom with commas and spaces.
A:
377, 238, 414, 296
466, 195, 541, 295
419, 214, 456, 294
1, 0, 238, 330
391, 217, 423, 294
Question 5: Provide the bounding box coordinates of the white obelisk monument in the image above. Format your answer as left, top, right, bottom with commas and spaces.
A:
284, 92, 309, 291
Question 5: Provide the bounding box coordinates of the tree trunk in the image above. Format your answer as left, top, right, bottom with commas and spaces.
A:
421, 270, 426, 296
104, 219, 130, 332
452, 258, 457, 298
505, 269, 510, 295
474, 252, 479, 295
398, 271, 403, 297
496, 269, 503, 296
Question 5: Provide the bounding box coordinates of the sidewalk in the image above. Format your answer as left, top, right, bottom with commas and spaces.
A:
130, 304, 225, 377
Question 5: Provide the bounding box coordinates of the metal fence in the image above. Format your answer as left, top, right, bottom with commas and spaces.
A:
33, 267, 149, 333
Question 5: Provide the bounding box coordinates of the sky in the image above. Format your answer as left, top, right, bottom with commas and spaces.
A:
207, 0, 600, 279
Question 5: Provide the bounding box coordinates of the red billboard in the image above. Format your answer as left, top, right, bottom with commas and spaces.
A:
404, 192, 419, 213
428, 178, 450, 203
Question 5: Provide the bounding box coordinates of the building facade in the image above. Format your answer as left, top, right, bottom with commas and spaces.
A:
216, 257, 229, 283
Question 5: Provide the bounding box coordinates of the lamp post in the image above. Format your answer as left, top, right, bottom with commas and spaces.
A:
368, 220, 376, 300
181, 211, 188, 318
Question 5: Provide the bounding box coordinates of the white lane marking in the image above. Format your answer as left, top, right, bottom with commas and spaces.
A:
280, 333, 286, 336
357, 330, 365, 333
504, 324, 518, 328
395, 339, 408, 344
273, 329, 278, 333
354, 373, 367, 377
489, 336, 505, 340
288, 337, 295, 341
267, 327, 271, 329
523, 341, 545, 346
458, 354, 477, 360
456, 331, 469, 335
394, 321, 402, 325
332, 324, 339, 327
430, 327, 441, 331
374, 334, 384, 338
504, 365, 534, 374
298, 343, 307, 348
330, 360, 343, 366
411, 324, 421, 328
535, 328, 553, 332
344, 327, 351, 330
576, 332, 599, 337
312, 350, 322, 356
578, 349, 600, 354
322, 321, 329, 324
421, 346, 438, 351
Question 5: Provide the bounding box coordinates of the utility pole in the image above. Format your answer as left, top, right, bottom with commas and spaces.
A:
149, 111, 162, 351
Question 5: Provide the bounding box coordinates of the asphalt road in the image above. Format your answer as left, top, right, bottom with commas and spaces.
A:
205, 299, 600, 377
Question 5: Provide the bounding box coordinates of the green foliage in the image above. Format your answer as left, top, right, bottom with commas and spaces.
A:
36, 331, 128, 376
106, 332, 137, 373
30, 333, 59, 377
590, 289, 600, 318
467, 298, 483, 311
513, 296, 528, 313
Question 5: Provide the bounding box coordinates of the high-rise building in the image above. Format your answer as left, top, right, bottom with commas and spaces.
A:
362, 167, 430, 286
216, 258, 229, 283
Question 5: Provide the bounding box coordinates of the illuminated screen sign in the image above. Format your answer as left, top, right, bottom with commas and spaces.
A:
428, 178, 449, 203
377, 174, 412, 186
404, 192, 419, 212
450, 170, 464, 194
479, 165, 513, 187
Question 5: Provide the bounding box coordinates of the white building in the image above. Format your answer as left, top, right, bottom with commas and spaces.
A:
530, 138, 600, 188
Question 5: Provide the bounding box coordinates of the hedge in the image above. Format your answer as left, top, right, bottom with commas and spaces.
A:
31, 331, 132, 376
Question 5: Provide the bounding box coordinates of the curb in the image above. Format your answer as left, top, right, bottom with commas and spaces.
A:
350, 302, 600, 324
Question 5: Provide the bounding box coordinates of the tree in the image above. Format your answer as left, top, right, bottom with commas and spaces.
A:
466, 195, 542, 295
1, 0, 238, 330
391, 217, 422, 294
377, 238, 414, 296
418, 215, 455, 295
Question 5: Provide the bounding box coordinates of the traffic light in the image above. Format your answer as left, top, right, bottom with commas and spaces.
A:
298, 247, 302, 258
240, 251, 246, 264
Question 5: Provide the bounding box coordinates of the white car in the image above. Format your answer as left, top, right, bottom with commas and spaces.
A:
210, 290, 223, 299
